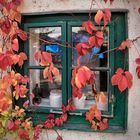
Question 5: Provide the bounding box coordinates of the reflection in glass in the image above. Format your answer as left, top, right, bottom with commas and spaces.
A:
29, 27, 62, 66
29, 69, 62, 107
72, 27, 109, 68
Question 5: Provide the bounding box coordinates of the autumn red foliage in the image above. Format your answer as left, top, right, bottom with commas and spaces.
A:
111, 68, 133, 92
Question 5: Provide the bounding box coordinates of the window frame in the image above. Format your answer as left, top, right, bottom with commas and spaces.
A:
19, 12, 128, 133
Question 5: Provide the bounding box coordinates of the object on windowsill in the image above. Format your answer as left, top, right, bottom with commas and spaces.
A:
49, 90, 62, 107
73, 95, 86, 109
32, 83, 42, 104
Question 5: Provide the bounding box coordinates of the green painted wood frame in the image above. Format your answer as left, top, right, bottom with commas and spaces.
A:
19, 12, 128, 132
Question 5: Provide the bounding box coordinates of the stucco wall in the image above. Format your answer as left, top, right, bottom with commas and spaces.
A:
20, 0, 140, 140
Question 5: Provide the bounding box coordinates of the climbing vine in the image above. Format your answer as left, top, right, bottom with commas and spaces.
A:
0, 0, 140, 140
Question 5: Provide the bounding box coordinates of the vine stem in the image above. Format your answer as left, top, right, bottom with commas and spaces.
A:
27, 32, 74, 49
89, 0, 95, 20
98, 46, 118, 55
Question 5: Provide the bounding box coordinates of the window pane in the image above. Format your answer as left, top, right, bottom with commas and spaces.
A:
72, 27, 109, 68
29, 27, 62, 67
73, 71, 109, 111
29, 69, 62, 108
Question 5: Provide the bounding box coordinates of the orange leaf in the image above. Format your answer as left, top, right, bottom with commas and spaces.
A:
86, 111, 94, 122
118, 39, 132, 50
18, 52, 27, 66
100, 92, 107, 104
51, 66, 60, 77
94, 10, 104, 25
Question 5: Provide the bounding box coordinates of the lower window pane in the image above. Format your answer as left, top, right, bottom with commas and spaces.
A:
29, 69, 62, 108
73, 71, 109, 111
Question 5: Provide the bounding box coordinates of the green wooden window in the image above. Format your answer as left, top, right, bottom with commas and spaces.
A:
21, 12, 128, 132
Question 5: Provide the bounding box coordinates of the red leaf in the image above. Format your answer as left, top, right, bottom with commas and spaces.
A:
94, 10, 104, 25
118, 76, 128, 92
0, 52, 14, 70
42, 52, 52, 63
136, 66, 140, 79
138, 8, 140, 14
99, 119, 108, 131
88, 31, 104, 48
16, 29, 28, 41
44, 119, 55, 129
82, 20, 95, 35
23, 100, 29, 109
12, 38, 19, 52
61, 113, 67, 122
46, 114, 55, 119
96, 31, 104, 47
55, 118, 63, 127
104, 9, 111, 27
8, 121, 14, 130
111, 68, 133, 92
18, 129, 30, 140
103, 0, 108, 3
118, 39, 132, 50
34, 51, 41, 61
75, 66, 93, 88
107, 0, 114, 4
1, 19, 11, 34
76, 42, 91, 56
135, 58, 140, 65
56, 135, 63, 140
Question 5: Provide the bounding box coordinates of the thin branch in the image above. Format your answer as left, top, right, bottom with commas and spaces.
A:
27, 32, 74, 49
89, 0, 95, 20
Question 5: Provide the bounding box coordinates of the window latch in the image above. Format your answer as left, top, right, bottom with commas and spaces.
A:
109, 94, 116, 104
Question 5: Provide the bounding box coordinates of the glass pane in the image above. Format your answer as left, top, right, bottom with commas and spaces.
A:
72, 27, 109, 68
29, 69, 62, 108
73, 71, 109, 111
29, 27, 62, 67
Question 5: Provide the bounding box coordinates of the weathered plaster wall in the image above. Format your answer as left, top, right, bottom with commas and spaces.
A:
20, 0, 140, 140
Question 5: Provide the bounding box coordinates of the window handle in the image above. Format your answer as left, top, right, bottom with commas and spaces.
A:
50, 109, 63, 114
109, 94, 116, 104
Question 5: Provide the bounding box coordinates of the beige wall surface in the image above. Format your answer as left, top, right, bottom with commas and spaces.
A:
19, 0, 140, 140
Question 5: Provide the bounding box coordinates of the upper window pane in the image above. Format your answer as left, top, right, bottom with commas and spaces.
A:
72, 27, 109, 68
29, 27, 62, 67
